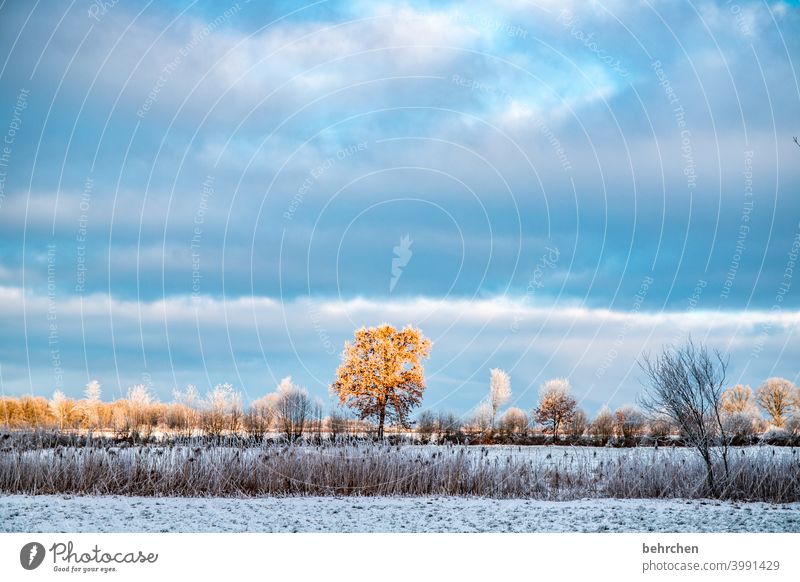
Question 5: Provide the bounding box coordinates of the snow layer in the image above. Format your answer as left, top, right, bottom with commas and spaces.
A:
2, 495, 798, 533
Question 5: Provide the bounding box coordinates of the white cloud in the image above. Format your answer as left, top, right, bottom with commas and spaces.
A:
1, 286, 797, 411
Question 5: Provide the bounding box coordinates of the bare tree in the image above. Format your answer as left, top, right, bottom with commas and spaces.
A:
327, 407, 349, 440
436, 411, 461, 440
416, 410, 437, 443
639, 339, 730, 495
311, 397, 325, 441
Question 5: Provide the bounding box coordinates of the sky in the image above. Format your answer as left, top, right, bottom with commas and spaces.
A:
0, 0, 798, 417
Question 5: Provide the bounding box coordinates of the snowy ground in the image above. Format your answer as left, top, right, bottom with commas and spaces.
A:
2, 495, 798, 533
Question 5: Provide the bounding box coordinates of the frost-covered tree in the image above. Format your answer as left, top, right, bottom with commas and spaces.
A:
201, 383, 241, 437
786, 414, 800, 439
82, 380, 102, 429
127, 384, 153, 426
533, 378, 577, 440
614, 404, 646, 443
120, 384, 158, 440
488, 368, 511, 429
757, 378, 796, 428
723, 411, 760, 440
171, 385, 199, 436
84, 380, 101, 402
646, 408, 676, 440
49, 390, 72, 431
498, 407, 528, 436
468, 401, 494, 436
276, 376, 310, 440
590, 405, 615, 444
721, 385, 758, 415
245, 392, 279, 439
720, 385, 761, 440
331, 324, 431, 439
567, 409, 588, 439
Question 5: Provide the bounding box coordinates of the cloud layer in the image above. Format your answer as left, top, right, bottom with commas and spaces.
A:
0, 0, 798, 411
2, 285, 798, 414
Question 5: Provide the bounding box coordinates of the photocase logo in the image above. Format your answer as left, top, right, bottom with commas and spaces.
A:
20, 542, 46, 570
390, 234, 413, 292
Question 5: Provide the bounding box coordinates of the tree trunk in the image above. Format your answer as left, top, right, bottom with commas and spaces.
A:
705, 464, 716, 497
701, 451, 716, 497
377, 407, 386, 440
721, 445, 730, 485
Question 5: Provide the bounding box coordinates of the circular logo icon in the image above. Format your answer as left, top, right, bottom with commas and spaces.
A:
20, 542, 46, 570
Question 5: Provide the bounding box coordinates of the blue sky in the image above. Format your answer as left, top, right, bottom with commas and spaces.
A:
0, 0, 799, 416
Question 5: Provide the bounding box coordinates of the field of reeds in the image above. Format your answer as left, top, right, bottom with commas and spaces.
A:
0, 432, 797, 502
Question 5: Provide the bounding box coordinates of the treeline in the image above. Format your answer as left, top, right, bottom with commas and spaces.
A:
447, 376, 800, 446
0, 377, 370, 442
2, 376, 799, 446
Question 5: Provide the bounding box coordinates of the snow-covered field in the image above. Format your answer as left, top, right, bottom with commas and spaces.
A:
2, 444, 798, 532
1, 495, 798, 533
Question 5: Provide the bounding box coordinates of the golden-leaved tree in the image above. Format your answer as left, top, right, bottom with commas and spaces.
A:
757, 378, 796, 428
331, 324, 431, 439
